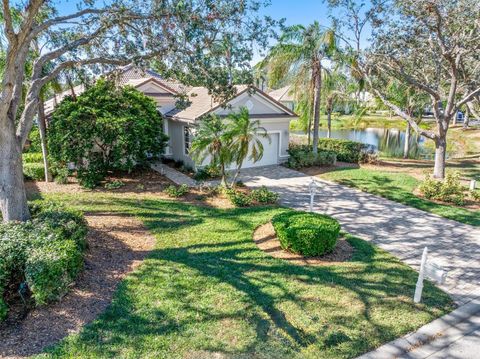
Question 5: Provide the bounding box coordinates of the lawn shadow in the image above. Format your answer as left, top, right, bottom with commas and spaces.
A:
46, 203, 453, 358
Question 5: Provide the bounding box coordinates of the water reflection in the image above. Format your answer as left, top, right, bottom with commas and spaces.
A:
293, 128, 436, 159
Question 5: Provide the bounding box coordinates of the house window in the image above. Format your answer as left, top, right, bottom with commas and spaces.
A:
184, 126, 192, 155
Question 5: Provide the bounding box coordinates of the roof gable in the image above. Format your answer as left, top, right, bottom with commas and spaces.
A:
167, 86, 297, 122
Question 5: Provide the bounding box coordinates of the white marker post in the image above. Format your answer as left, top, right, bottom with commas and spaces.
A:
414, 247, 448, 303
414, 247, 428, 303
308, 179, 318, 212
470, 180, 477, 191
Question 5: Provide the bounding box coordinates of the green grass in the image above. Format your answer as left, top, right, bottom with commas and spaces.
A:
319, 167, 480, 226
34, 192, 453, 359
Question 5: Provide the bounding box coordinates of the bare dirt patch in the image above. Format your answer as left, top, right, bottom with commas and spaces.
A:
0, 213, 156, 359
253, 222, 353, 266
25, 168, 235, 209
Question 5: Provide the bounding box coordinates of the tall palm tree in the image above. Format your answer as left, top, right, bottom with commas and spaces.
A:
323, 69, 349, 138
227, 107, 269, 186
190, 114, 232, 186
261, 22, 336, 153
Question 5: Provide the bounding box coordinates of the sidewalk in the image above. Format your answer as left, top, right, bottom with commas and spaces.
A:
357, 299, 480, 358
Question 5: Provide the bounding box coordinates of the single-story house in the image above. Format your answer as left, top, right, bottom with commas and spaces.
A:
44, 65, 297, 169
268, 85, 296, 112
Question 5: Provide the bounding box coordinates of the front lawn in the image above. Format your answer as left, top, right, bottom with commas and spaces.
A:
319, 167, 480, 227
37, 192, 453, 359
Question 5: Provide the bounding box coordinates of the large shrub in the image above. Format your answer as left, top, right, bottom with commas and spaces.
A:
49, 80, 168, 188
272, 211, 340, 256
0, 202, 88, 320
419, 171, 466, 206
287, 144, 336, 169
317, 138, 368, 163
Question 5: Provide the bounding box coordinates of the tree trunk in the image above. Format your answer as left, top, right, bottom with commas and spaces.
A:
403, 121, 411, 159
312, 64, 322, 154
463, 106, 470, 129
38, 98, 52, 182
220, 162, 227, 187
307, 89, 315, 146
433, 135, 447, 179
231, 164, 242, 187
327, 110, 332, 138
0, 119, 30, 222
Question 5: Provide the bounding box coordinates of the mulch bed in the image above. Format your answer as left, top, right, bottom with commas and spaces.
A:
0, 211, 156, 358
253, 222, 353, 266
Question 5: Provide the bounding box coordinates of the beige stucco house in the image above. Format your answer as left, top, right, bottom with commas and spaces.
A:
45, 66, 297, 169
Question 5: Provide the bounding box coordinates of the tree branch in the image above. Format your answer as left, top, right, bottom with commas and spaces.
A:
364, 74, 436, 140
32, 27, 106, 79
2, 0, 15, 40
28, 8, 107, 41
456, 87, 480, 110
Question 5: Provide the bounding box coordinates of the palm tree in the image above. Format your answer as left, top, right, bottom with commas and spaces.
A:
323, 69, 349, 138
261, 22, 336, 153
190, 114, 232, 186
227, 107, 269, 186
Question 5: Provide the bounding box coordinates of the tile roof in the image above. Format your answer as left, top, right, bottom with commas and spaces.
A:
43, 84, 86, 116
166, 85, 297, 122
44, 66, 186, 116
269, 85, 295, 102
166, 85, 249, 122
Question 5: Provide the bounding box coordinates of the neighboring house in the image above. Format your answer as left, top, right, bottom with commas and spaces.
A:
44, 65, 297, 169
268, 86, 296, 112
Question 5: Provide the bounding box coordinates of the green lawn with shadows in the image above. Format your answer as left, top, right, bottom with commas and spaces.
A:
319, 167, 480, 227
37, 193, 453, 359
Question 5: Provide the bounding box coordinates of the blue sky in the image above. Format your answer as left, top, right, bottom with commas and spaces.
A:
260, 0, 332, 27
50, 0, 371, 64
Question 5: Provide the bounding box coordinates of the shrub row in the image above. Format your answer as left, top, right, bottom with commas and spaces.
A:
317, 138, 368, 163
0, 202, 87, 321
419, 171, 466, 206
165, 184, 189, 198
226, 186, 279, 207
286, 144, 336, 169
272, 211, 340, 257
23, 162, 45, 181
23, 152, 44, 163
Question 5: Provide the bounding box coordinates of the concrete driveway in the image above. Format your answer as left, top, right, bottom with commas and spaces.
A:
237, 165, 480, 305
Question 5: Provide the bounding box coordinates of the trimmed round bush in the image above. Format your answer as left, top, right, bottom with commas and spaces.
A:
272, 211, 340, 256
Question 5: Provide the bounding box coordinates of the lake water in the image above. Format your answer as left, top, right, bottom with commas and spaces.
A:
292, 128, 436, 159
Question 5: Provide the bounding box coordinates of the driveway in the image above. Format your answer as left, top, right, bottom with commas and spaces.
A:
237, 165, 480, 305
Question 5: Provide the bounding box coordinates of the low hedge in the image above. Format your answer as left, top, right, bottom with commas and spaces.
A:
23, 162, 45, 181
287, 144, 337, 169
0, 202, 87, 320
317, 138, 368, 163
272, 211, 340, 256
23, 152, 44, 163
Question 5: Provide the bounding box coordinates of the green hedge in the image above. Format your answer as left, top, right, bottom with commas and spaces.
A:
272, 211, 340, 256
23, 152, 44, 163
23, 162, 45, 181
0, 202, 87, 320
317, 138, 367, 163
287, 144, 336, 169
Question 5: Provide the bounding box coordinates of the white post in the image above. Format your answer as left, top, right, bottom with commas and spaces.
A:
414, 247, 428, 303
470, 180, 476, 191
308, 179, 317, 213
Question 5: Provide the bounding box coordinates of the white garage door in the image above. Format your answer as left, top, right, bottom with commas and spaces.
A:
243, 132, 279, 168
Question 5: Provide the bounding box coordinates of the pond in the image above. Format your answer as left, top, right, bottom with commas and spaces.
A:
292, 128, 438, 159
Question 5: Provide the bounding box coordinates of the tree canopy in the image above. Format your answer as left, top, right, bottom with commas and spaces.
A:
48, 80, 167, 188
